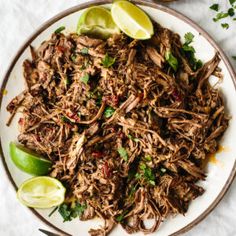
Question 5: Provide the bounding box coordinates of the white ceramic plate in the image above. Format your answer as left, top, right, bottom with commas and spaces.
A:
1, 1, 236, 235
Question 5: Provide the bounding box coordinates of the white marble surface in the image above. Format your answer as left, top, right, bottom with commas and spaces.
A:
0, 0, 236, 236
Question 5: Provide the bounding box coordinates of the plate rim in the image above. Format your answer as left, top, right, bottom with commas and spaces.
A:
0, 0, 236, 235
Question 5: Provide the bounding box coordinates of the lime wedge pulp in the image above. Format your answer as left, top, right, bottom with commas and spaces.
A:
77, 6, 120, 39
9, 142, 52, 175
111, 1, 154, 39
17, 176, 66, 208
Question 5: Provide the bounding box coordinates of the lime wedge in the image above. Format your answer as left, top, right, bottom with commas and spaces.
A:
77, 6, 120, 39
10, 142, 52, 175
111, 1, 154, 39
17, 176, 66, 208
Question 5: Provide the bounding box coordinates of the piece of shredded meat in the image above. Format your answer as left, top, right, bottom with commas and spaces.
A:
6, 23, 229, 236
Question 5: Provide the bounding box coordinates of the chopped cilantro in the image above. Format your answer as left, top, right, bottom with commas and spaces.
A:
213, 12, 229, 22
165, 50, 178, 71
210, 4, 219, 12
101, 53, 116, 68
228, 8, 235, 16
54, 26, 65, 34
229, 0, 236, 5
81, 47, 89, 55
58, 202, 87, 222
221, 23, 229, 29
104, 106, 115, 118
80, 73, 89, 84
70, 54, 77, 62
127, 134, 139, 142
184, 32, 194, 45
118, 147, 128, 161
145, 155, 152, 161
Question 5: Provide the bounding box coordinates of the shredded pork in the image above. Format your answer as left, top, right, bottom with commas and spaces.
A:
7, 23, 229, 235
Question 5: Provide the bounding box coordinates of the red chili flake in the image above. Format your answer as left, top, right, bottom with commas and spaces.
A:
103, 162, 111, 178
172, 89, 182, 102
92, 151, 103, 158
56, 45, 66, 53
18, 118, 24, 126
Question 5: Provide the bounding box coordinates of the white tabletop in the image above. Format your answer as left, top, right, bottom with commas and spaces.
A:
0, 0, 236, 236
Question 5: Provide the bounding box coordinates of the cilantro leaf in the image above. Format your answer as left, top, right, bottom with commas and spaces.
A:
165, 50, 178, 71
184, 32, 194, 45
118, 147, 128, 161
104, 106, 115, 118
210, 4, 219, 12
101, 53, 116, 68
228, 7, 235, 16
81, 47, 89, 55
80, 73, 89, 84
182, 44, 196, 53
229, 0, 236, 5
145, 155, 152, 161
55, 26, 65, 34
58, 202, 87, 222
127, 134, 139, 142
221, 23, 229, 29
213, 12, 229, 22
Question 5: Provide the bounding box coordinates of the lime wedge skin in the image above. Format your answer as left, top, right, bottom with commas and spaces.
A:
77, 6, 120, 39
10, 142, 52, 176
111, 1, 154, 40
17, 176, 66, 208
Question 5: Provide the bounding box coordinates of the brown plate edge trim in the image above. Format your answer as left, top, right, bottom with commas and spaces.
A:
0, 0, 235, 236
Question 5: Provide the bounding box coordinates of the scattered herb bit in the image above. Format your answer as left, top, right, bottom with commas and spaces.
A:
116, 210, 129, 222
129, 185, 137, 196
210, 4, 219, 12
70, 54, 77, 62
228, 8, 235, 16
232, 56, 236, 60
184, 32, 194, 44
221, 23, 230, 29
61, 116, 71, 123
48, 206, 58, 217
65, 76, 71, 85
165, 51, 178, 71
127, 134, 139, 142
213, 12, 229, 22
160, 167, 167, 176
101, 53, 116, 68
182, 32, 202, 71
229, 0, 236, 5
118, 147, 128, 161
58, 202, 87, 222
96, 92, 102, 106
80, 73, 89, 84
136, 163, 156, 186
81, 47, 89, 55
182, 44, 195, 53
233, 17, 236, 20
55, 26, 65, 34
145, 155, 152, 161
104, 106, 115, 118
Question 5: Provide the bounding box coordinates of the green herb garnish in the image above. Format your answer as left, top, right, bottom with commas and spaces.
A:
228, 8, 235, 16
104, 106, 115, 118
70, 54, 77, 62
58, 202, 87, 222
55, 26, 65, 34
116, 210, 129, 222
232, 56, 236, 60
182, 32, 202, 71
165, 50, 178, 71
221, 23, 230, 29
118, 147, 128, 161
101, 53, 116, 68
81, 47, 89, 55
230, 0, 236, 5
145, 155, 152, 161
80, 73, 89, 84
184, 32, 194, 44
127, 134, 139, 142
213, 12, 229, 22
136, 163, 156, 186
210, 4, 219, 12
